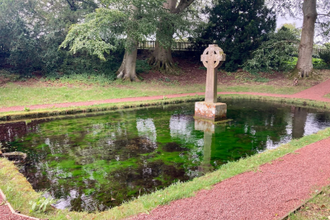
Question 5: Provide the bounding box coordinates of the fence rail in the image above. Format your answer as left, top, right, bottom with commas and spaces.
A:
138, 41, 329, 56
138, 41, 197, 51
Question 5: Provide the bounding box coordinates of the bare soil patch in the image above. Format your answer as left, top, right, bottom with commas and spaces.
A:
1, 58, 329, 90
141, 57, 330, 88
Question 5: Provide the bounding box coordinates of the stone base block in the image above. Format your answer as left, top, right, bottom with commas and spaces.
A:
194, 102, 227, 122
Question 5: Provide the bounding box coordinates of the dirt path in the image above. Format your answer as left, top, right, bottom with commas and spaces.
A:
1, 80, 330, 220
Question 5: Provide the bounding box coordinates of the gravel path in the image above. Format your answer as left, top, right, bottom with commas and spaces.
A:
0, 190, 39, 220
1, 80, 330, 220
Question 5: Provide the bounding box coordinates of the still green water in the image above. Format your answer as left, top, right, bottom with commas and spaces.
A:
1, 100, 330, 212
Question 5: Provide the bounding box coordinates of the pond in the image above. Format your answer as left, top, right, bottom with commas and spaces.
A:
1, 100, 330, 212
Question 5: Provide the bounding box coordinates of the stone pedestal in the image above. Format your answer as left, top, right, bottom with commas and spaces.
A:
195, 44, 227, 122
194, 102, 227, 122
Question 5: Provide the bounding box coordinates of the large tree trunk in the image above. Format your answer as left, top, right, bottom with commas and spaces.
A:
294, 0, 317, 78
149, 0, 194, 74
149, 0, 177, 74
117, 40, 140, 81
149, 38, 179, 75
117, 4, 140, 82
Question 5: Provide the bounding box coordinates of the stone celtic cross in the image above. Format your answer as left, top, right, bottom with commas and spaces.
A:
201, 44, 226, 103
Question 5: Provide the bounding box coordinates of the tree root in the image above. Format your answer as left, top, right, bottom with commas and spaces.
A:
148, 58, 181, 75
117, 70, 141, 82
288, 68, 320, 80
117, 74, 141, 82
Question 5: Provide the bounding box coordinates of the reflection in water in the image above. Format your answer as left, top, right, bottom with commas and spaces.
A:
194, 119, 215, 174
1, 100, 330, 212
136, 118, 157, 143
292, 107, 308, 139
201, 132, 213, 173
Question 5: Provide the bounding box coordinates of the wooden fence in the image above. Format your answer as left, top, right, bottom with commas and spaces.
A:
138, 41, 329, 56
138, 41, 197, 51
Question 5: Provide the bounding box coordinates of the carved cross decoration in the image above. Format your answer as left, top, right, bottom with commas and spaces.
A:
201, 44, 226, 103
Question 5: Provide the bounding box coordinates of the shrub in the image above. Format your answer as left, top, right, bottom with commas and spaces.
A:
243, 27, 299, 73
319, 43, 330, 65
190, 0, 276, 72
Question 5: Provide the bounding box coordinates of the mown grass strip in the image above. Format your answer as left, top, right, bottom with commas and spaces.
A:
0, 81, 204, 108
2, 93, 330, 122
0, 81, 305, 108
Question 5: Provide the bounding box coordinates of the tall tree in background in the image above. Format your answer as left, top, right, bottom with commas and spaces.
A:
60, 0, 168, 81
267, 0, 330, 78
193, 0, 276, 72
0, 0, 98, 74
0, 0, 40, 73
36, 0, 98, 72
296, 0, 317, 77
148, 0, 196, 74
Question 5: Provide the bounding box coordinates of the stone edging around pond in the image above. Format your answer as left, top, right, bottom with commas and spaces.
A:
1, 94, 330, 123
0, 188, 40, 220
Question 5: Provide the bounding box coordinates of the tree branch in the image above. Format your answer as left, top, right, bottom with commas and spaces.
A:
317, 13, 330, 17
65, 0, 77, 11
173, 0, 195, 14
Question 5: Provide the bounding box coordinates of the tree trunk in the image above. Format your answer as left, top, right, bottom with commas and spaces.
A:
117, 4, 140, 82
149, 0, 177, 74
294, 0, 317, 78
149, 40, 179, 74
149, 0, 194, 74
117, 40, 140, 81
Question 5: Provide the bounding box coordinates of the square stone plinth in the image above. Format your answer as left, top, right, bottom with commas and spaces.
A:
194, 102, 227, 121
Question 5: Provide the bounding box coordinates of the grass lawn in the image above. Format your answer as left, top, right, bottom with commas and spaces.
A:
0, 81, 203, 108
1, 64, 330, 109
0, 79, 309, 108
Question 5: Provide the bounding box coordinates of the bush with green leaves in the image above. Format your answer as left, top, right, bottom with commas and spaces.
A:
319, 43, 330, 65
243, 26, 299, 73
191, 0, 276, 72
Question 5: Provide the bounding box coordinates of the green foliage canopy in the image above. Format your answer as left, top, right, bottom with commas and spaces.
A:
0, 0, 98, 75
60, 0, 169, 61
